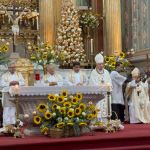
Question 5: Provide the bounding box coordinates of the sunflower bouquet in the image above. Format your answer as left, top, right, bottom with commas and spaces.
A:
0, 44, 9, 64
104, 52, 131, 72
33, 90, 99, 137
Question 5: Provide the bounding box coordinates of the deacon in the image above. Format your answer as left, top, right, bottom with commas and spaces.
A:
67, 62, 88, 86
1, 62, 25, 126
110, 62, 126, 122
89, 53, 112, 120
42, 64, 63, 86
126, 68, 150, 123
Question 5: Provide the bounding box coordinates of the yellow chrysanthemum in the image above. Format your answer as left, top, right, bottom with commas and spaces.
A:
87, 114, 94, 120
76, 92, 83, 101
37, 103, 47, 113
104, 56, 110, 63
120, 52, 125, 58
75, 107, 82, 116
67, 122, 74, 126
63, 102, 72, 108
40, 127, 49, 135
71, 97, 78, 105
51, 103, 58, 110
56, 122, 65, 129
59, 107, 66, 115
67, 110, 74, 118
57, 96, 65, 103
79, 103, 86, 110
61, 90, 68, 98
44, 112, 52, 120
48, 94, 56, 102
79, 122, 87, 127
34, 115, 42, 125
1, 45, 8, 52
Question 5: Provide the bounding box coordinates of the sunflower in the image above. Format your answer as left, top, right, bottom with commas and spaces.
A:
79, 103, 86, 110
71, 97, 78, 105
31, 54, 36, 60
57, 96, 65, 103
44, 112, 52, 120
67, 122, 74, 126
63, 102, 72, 108
87, 114, 94, 120
42, 54, 47, 60
79, 122, 87, 127
89, 104, 96, 111
75, 107, 82, 116
40, 127, 49, 135
92, 109, 98, 118
34, 47, 40, 51
37, 103, 47, 113
56, 122, 65, 129
34, 115, 42, 125
59, 107, 66, 115
67, 109, 74, 118
61, 90, 68, 98
1, 45, 8, 53
48, 94, 56, 102
76, 92, 83, 101
104, 56, 110, 63
51, 103, 58, 110
119, 52, 125, 58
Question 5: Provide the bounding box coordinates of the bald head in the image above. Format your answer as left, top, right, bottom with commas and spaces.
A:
46, 64, 55, 75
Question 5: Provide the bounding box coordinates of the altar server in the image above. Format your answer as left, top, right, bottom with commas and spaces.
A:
110, 62, 126, 122
43, 64, 63, 86
1, 62, 25, 126
67, 62, 88, 86
126, 68, 150, 123
89, 53, 112, 120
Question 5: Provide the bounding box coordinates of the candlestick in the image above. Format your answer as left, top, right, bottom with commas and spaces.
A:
36, 16, 39, 30
90, 39, 94, 54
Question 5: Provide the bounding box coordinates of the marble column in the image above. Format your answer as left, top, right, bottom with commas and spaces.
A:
40, 0, 62, 45
103, 0, 122, 55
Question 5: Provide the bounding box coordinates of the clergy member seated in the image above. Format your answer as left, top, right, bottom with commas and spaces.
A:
126, 68, 150, 123
67, 62, 87, 86
1, 62, 25, 126
42, 64, 63, 86
89, 53, 112, 121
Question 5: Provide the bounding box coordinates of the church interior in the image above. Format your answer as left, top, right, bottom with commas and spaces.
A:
0, 0, 150, 150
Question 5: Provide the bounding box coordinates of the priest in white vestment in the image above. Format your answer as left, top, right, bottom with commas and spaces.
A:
42, 64, 63, 86
110, 62, 126, 122
89, 53, 112, 120
67, 62, 88, 86
1, 62, 25, 126
127, 68, 150, 123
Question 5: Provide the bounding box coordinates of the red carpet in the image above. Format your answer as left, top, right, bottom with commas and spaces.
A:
1, 124, 150, 150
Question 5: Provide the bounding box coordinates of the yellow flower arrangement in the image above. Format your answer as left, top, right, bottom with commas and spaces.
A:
34, 116, 42, 125
0, 43, 9, 65
34, 90, 99, 137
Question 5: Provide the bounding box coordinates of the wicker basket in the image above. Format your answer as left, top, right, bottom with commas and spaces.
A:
49, 127, 76, 138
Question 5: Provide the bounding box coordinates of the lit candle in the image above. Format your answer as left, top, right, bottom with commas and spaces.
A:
91, 39, 94, 54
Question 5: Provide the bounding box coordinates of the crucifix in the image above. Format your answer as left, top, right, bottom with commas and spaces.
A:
0, 4, 30, 52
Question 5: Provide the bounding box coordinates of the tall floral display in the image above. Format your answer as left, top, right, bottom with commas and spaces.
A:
55, 0, 87, 67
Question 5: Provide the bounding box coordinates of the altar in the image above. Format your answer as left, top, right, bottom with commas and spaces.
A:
3, 85, 109, 119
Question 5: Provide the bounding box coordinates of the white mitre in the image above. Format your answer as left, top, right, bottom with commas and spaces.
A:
131, 67, 140, 77
95, 53, 104, 64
